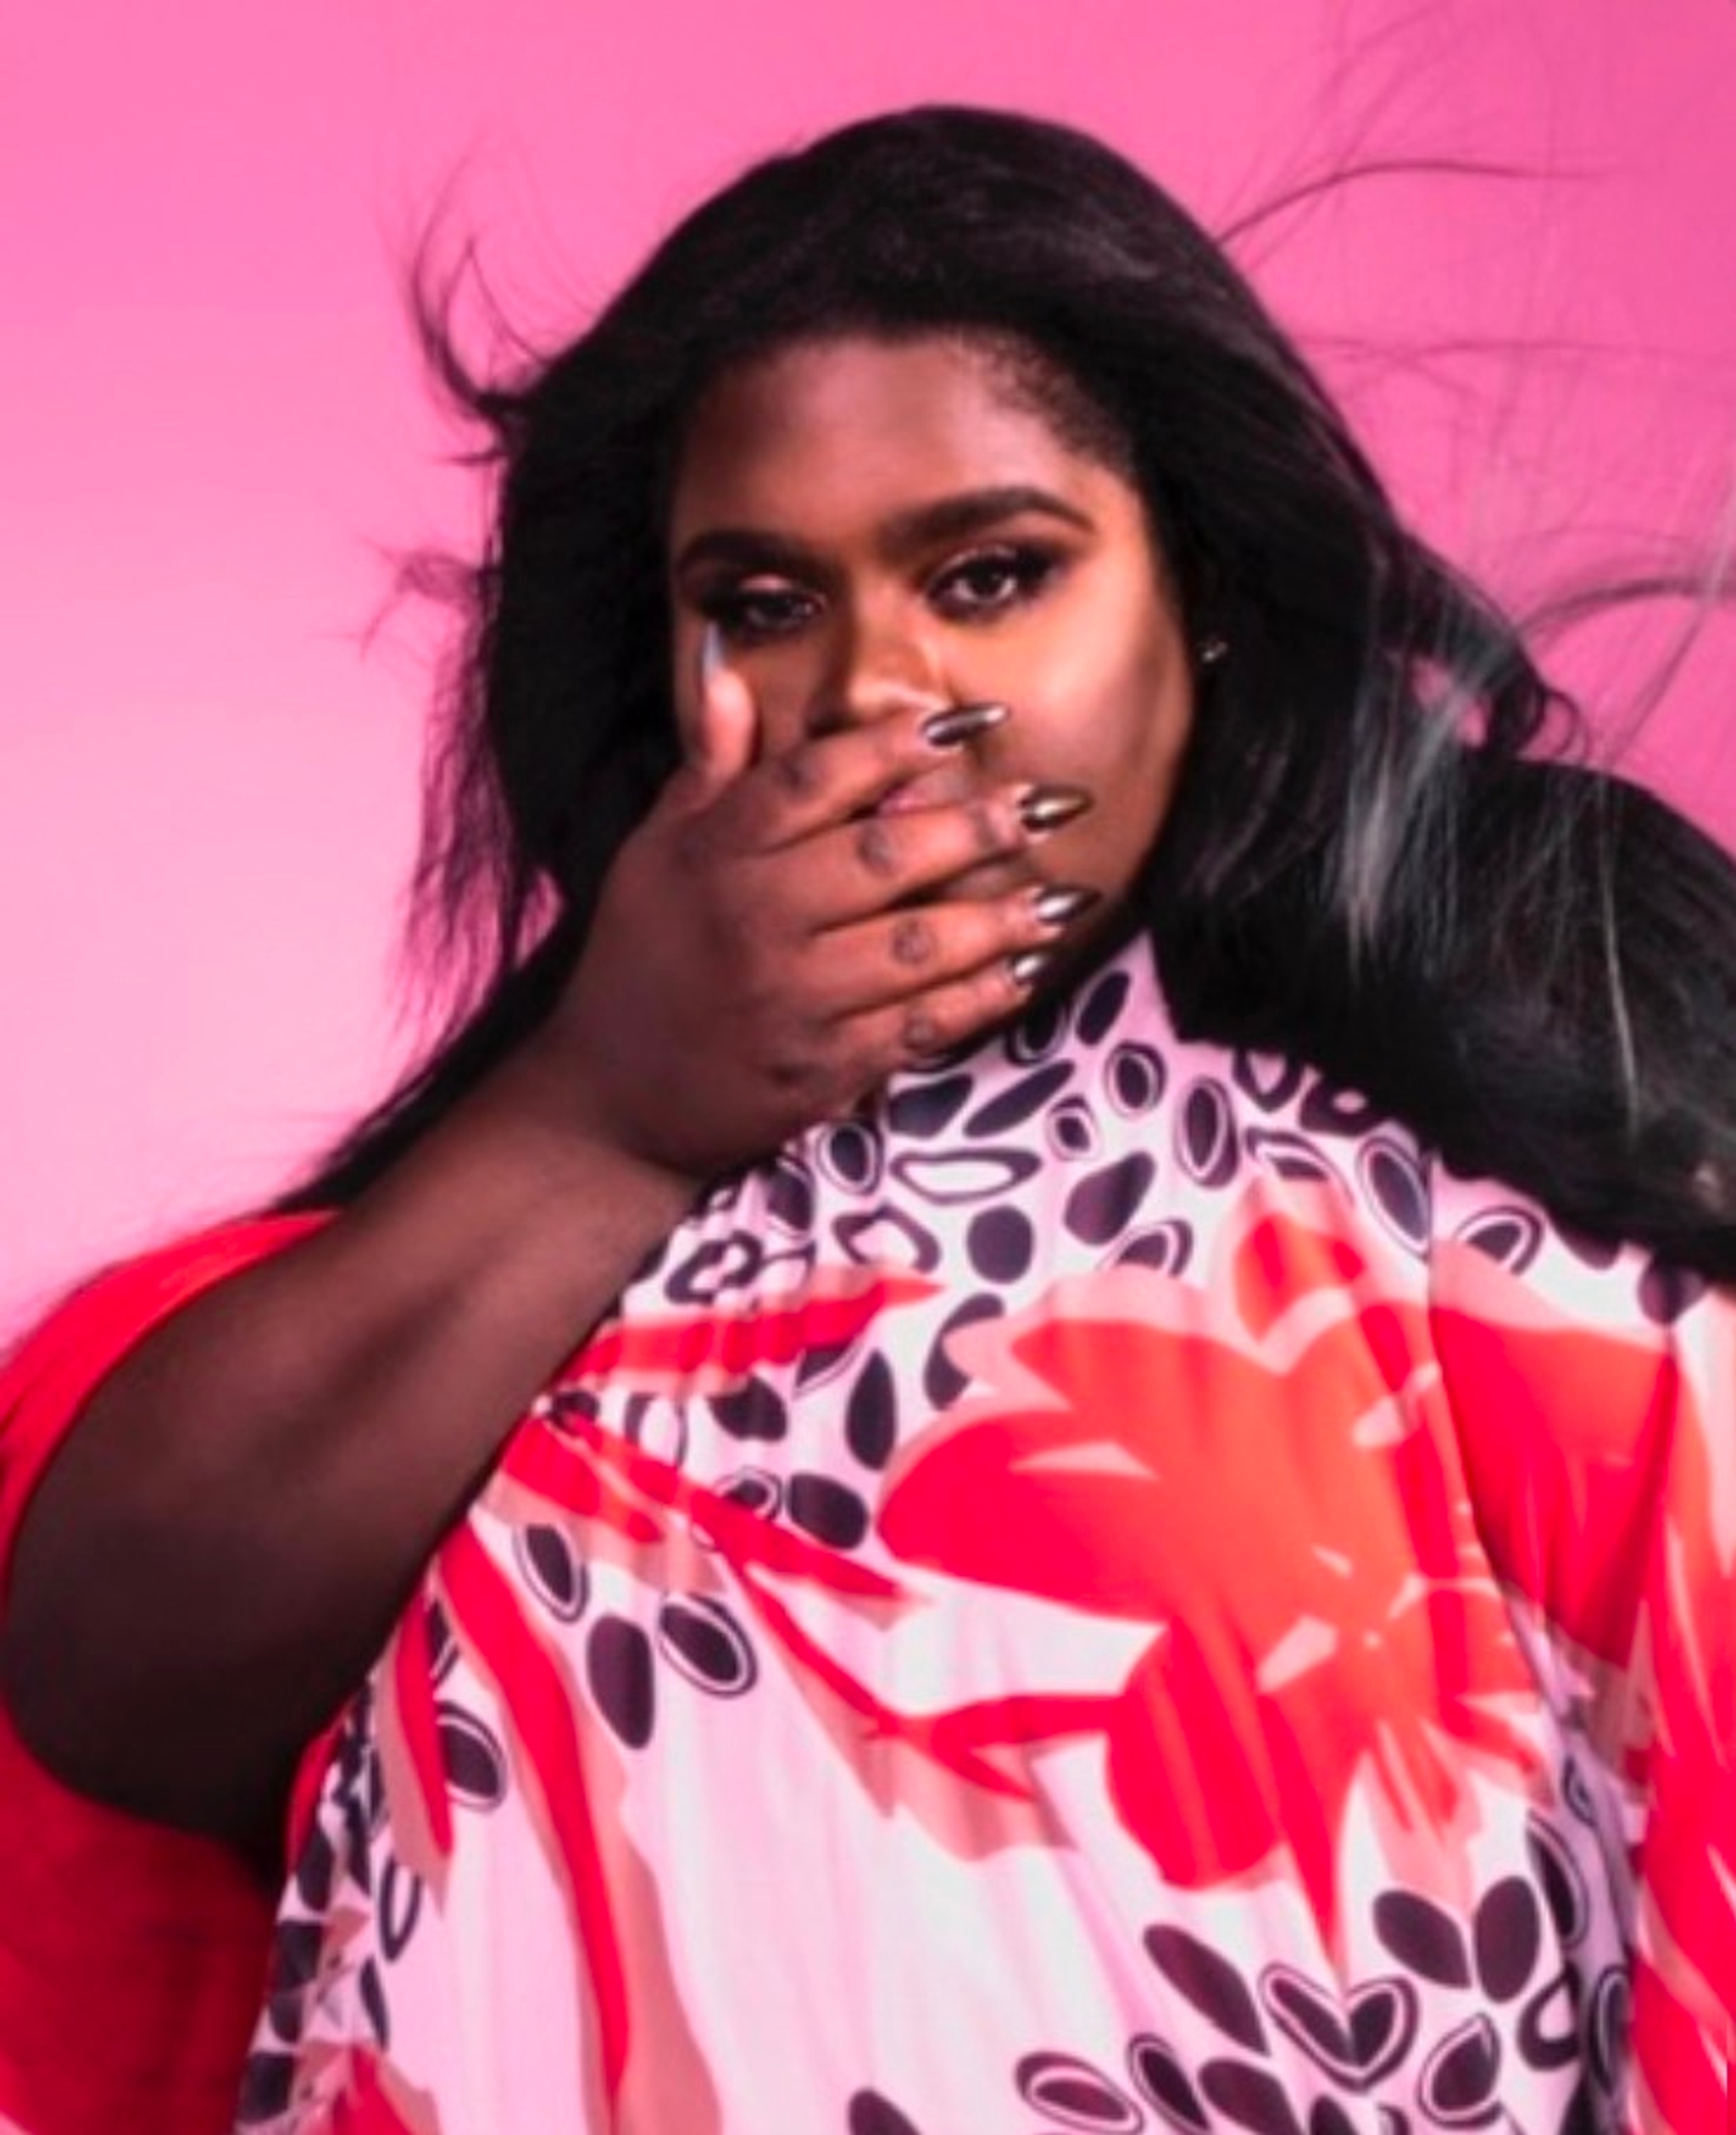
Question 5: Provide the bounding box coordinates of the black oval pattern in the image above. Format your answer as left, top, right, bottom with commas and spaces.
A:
715, 1467, 782, 1519
818, 1120, 883, 1194
656, 1595, 757, 1696
1472, 1877, 1540, 2003
265, 1918, 324, 2006
236, 2049, 298, 2122
1232, 1049, 1305, 1111
889, 1148, 1042, 1205
1014, 2050, 1142, 2129
924, 1293, 1005, 1408
965, 1060, 1073, 1136
1258, 1967, 1417, 2088
1114, 1219, 1194, 1276
847, 2091, 924, 2135
292, 1821, 337, 1913
1416, 2015, 1502, 2127
845, 1352, 899, 1469
1177, 1080, 1238, 1187
358, 1956, 389, 2046
1360, 1139, 1429, 1252
667, 1230, 764, 1304
787, 1472, 871, 1549
1588, 1966, 1629, 2094
836, 1207, 943, 1273
1244, 1127, 1343, 1186
795, 1328, 861, 1389
1049, 1095, 1101, 1159
1077, 966, 1132, 1044
378, 1857, 422, 1962
1127, 2033, 1210, 2130
437, 1704, 508, 1809
708, 1376, 789, 1442
765, 1155, 815, 1232
1144, 1925, 1268, 2052
968, 1204, 1036, 1281
513, 1522, 588, 1623
1007, 992, 1070, 1061
1104, 1040, 1166, 1116
1064, 1152, 1157, 1246
1455, 1205, 1544, 1274
885, 1071, 973, 1137
1373, 1891, 1472, 1988
1562, 1757, 1600, 1826
587, 1615, 656, 1749
1525, 1814, 1590, 1946
1199, 2059, 1305, 2134
424, 1598, 458, 1685
1639, 1259, 1705, 1326
1516, 1965, 1582, 2071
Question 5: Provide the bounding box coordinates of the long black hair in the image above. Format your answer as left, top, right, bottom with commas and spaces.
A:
282, 105, 1736, 1276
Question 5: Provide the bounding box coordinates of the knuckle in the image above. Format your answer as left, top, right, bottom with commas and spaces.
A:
773, 745, 824, 802
854, 818, 901, 880
888, 912, 937, 968
899, 1004, 945, 1056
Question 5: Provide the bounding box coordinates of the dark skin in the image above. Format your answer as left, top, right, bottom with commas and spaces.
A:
0, 332, 1194, 1873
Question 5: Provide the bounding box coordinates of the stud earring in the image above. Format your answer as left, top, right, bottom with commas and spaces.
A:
1196, 635, 1230, 668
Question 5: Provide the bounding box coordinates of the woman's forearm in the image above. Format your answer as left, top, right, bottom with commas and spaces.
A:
0, 1037, 700, 1860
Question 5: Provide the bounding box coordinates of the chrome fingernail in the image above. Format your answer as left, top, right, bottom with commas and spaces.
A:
1032, 883, 1103, 929
1017, 783, 1093, 834
921, 701, 1010, 748
1008, 948, 1056, 991
699, 620, 726, 687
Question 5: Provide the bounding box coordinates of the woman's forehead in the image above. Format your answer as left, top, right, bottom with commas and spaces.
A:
670, 333, 1127, 544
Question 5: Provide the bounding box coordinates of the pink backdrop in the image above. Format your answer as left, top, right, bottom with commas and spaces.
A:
3, 0, 1733, 1332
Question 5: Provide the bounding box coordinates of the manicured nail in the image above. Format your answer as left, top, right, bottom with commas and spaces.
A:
1032, 883, 1102, 930
1008, 948, 1056, 991
1017, 783, 1093, 835
921, 701, 1009, 748
699, 621, 725, 687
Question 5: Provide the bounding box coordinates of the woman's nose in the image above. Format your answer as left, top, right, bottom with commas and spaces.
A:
805, 616, 954, 737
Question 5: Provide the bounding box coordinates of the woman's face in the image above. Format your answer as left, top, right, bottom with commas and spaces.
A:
666, 333, 1194, 924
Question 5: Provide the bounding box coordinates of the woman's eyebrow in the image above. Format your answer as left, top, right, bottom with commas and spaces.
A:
672, 485, 1095, 577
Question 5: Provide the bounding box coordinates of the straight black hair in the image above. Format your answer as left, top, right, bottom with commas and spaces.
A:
282, 106, 1736, 1278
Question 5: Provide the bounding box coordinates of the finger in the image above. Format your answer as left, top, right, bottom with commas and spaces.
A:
764, 782, 1093, 928
798, 884, 1103, 1020
718, 698, 1014, 853
834, 954, 1060, 1087
666, 624, 760, 815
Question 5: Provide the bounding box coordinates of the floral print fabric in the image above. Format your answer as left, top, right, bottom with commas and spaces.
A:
239, 940, 1733, 2134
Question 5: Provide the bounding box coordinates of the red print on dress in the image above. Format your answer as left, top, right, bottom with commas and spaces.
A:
878, 1204, 1547, 1942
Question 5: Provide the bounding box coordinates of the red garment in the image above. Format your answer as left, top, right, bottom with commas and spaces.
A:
0, 1219, 325, 2135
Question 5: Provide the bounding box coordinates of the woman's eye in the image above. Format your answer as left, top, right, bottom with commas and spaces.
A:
930, 547, 1060, 619
702, 584, 821, 642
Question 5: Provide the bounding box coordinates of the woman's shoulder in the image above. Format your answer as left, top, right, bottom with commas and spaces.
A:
1, 1213, 329, 1534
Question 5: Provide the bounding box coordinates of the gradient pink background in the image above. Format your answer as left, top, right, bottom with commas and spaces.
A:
3, 0, 1733, 1332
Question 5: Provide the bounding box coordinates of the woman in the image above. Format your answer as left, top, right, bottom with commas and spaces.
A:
2, 105, 1733, 2135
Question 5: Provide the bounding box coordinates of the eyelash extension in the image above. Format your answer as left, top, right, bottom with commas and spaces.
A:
697, 542, 1064, 645
929, 544, 1060, 614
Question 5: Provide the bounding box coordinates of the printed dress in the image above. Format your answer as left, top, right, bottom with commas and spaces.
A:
231, 937, 1733, 2135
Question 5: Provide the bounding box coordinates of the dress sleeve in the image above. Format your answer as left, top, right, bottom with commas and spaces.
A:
0, 1215, 326, 2135
1425, 1165, 1735, 2130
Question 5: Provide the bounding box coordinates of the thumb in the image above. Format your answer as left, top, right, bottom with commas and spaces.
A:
682, 623, 758, 799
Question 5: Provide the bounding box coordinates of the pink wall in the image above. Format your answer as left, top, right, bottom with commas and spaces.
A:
3, 0, 1733, 1332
